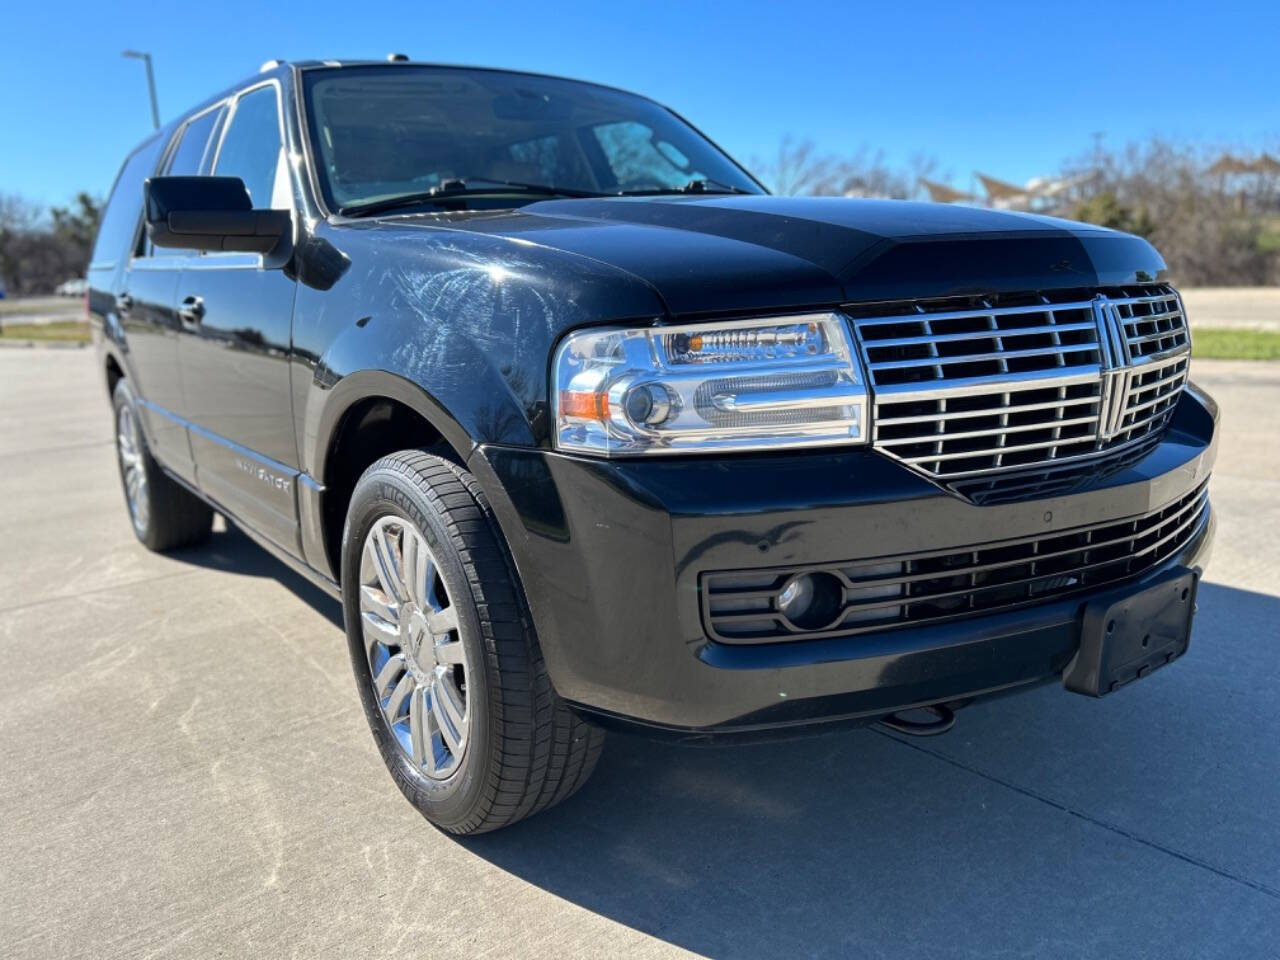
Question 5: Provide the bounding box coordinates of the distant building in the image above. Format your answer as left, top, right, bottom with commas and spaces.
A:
920, 172, 1085, 214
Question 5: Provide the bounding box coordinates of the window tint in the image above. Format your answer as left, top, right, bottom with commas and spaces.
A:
214, 86, 283, 208
591, 121, 706, 192
166, 107, 225, 176
90, 135, 165, 267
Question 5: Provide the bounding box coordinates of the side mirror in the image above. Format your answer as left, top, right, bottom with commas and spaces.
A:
144, 176, 290, 254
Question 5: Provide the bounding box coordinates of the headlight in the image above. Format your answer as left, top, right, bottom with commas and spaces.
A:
552, 312, 868, 456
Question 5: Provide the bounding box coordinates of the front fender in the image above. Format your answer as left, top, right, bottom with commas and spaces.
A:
291, 220, 667, 479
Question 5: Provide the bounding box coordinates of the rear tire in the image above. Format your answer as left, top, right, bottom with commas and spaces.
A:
112, 379, 213, 552
341, 450, 604, 834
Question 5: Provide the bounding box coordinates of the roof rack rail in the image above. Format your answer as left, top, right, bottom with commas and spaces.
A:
387, 52, 410, 62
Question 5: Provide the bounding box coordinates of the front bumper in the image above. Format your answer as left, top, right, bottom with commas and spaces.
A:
469, 384, 1218, 738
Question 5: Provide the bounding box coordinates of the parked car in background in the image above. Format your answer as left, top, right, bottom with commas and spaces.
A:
88, 59, 1217, 834
56, 278, 88, 297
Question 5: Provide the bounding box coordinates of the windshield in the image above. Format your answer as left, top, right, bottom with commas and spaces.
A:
302, 65, 764, 212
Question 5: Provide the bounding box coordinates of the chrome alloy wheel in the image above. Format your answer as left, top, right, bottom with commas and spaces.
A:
358, 516, 471, 780
116, 402, 149, 536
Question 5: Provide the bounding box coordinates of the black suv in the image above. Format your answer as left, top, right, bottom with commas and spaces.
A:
90, 59, 1217, 833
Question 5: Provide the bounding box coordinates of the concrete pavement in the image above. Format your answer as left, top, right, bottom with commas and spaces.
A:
1, 350, 1278, 959
1180, 287, 1280, 331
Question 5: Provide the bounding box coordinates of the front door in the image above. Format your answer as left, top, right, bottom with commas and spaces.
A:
120, 102, 229, 485
174, 82, 301, 554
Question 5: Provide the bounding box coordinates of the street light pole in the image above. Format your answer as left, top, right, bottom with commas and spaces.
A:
122, 50, 160, 130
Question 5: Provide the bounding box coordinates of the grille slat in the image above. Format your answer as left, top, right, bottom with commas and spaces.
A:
850, 285, 1191, 503
877, 395, 1099, 426
869, 341, 1101, 372
863, 319, 1098, 349
701, 482, 1209, 643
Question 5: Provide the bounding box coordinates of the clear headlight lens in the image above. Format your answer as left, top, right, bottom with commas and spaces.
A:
552, 312, 868, 456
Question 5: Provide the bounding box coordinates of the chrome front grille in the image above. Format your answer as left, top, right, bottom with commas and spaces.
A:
701, 481, 1209, 644
848, 285, 1190, 503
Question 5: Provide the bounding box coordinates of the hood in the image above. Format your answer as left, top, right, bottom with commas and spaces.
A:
395, 195, 1167, 317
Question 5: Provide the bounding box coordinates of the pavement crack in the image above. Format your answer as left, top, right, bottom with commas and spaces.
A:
0, 569, 202, 615
874, 726, 1280, 902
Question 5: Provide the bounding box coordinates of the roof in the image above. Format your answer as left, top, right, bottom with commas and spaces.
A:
1250, 153, 1280, 174
976, 173, 1029, 201
919, 178, 974, 204
1207, 154, 1253, 175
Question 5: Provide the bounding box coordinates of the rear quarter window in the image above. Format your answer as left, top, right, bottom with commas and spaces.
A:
90, 135, 166, 269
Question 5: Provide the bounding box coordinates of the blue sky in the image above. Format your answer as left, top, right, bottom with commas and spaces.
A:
2, 0, 1275, 208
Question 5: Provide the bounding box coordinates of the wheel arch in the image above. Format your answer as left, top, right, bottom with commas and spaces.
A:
310, 370, 481, 582
104, 352, 125, 397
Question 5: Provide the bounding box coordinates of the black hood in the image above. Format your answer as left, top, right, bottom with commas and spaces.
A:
403, 195, 1167, 317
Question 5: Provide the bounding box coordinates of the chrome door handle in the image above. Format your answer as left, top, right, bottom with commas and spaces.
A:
178, 295, 205, 326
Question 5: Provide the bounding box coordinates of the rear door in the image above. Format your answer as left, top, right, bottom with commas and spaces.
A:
174, 82, 302, 553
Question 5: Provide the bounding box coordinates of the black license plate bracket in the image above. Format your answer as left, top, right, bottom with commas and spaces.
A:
1064, 567, 1198, 697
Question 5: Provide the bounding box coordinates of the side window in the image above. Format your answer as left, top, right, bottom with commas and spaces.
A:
214, 86, 284, 209
590, 121, 705, 192
90, 135, 166, 268
165, 107, 226, 177
139, 107, 228, 257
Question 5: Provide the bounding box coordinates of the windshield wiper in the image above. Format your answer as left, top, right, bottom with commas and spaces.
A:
338, 179, 605, 217
617, 178, 756, 197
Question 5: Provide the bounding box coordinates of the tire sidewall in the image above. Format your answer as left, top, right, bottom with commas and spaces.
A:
341, 462, 495, 827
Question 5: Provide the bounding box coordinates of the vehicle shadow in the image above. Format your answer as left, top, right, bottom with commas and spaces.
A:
457, 581, 1280, 958
168, 519, 344, 630
161, 525, 1280, 956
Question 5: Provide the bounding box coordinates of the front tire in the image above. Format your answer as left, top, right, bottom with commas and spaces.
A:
341, 451, 603, 834
112, 379, 213, 552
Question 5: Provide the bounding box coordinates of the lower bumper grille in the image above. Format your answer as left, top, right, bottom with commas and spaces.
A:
701, 482, 1210, 644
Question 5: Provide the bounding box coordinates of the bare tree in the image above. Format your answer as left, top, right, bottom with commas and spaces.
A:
1065, 139, 1278, 286
752, 137, 930, 199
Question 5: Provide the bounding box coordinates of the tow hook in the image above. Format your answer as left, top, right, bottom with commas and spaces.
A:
876, 703, 956, 737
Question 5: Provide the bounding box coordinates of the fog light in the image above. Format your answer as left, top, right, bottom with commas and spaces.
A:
777, 572, 844, 630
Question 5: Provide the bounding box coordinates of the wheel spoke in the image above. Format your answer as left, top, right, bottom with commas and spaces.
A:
359, 584, 399, 625
426, 604, 458, 637
413, 544, 434, 611
367, 525, 406, 603
385, 671, 415, 723
409, 687, 428, 769
117, 432, 139, 464
361, 610, 400, 655
372, 652, 407, 699
432, 673, 467, 754
401, 531, 419, 605
435, 637, 466, 666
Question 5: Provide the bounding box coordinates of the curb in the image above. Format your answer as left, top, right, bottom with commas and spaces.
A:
0, 340, 90, 350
